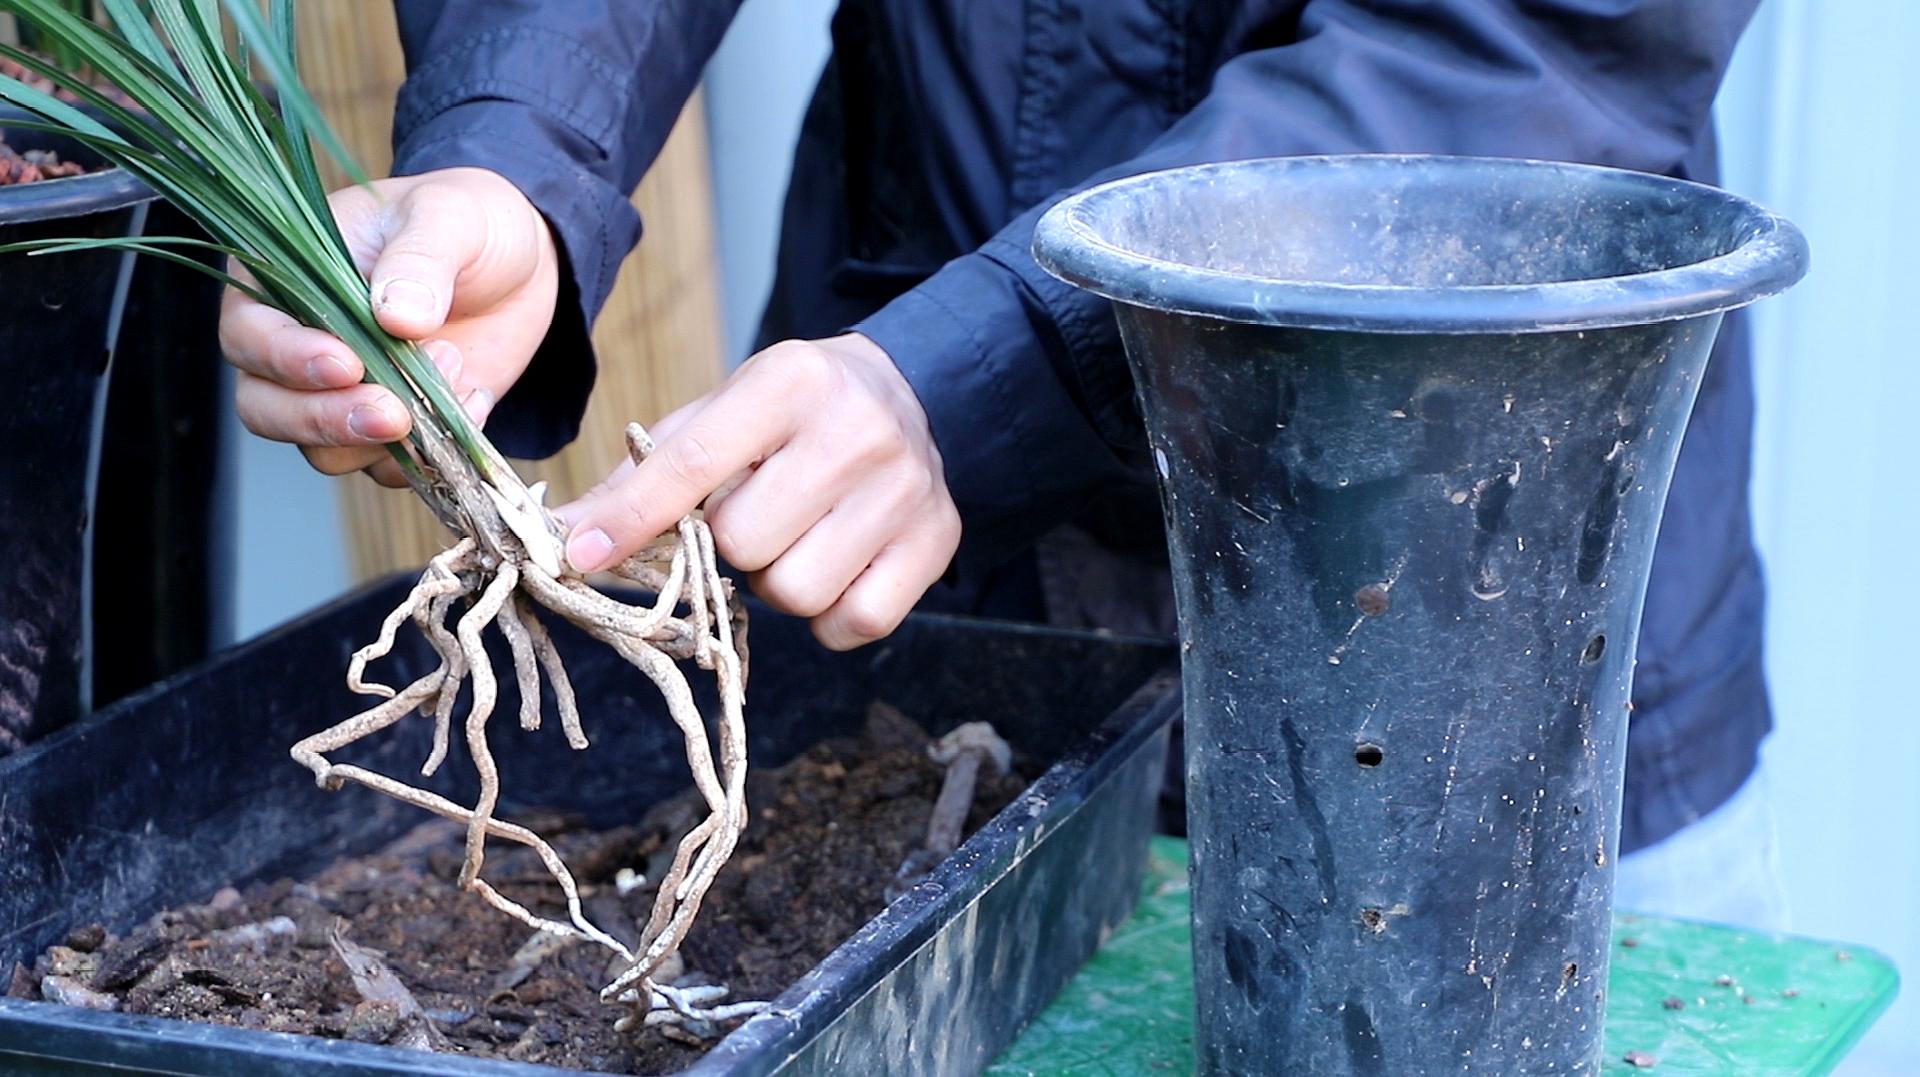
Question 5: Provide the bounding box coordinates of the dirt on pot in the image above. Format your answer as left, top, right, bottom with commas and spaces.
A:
12, 703, 1030, 1074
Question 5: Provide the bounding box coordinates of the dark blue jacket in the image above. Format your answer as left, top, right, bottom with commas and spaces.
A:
390, 0, 1770, 853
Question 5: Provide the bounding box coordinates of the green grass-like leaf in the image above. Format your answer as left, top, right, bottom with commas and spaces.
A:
0, 0, 504, 490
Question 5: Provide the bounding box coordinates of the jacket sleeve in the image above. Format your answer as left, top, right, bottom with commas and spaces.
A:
856, 0, 1757, 576
386, 0, 744, 457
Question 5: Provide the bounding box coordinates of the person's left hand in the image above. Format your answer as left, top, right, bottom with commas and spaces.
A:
556, 333, 961, 651
217, 167, 558, 486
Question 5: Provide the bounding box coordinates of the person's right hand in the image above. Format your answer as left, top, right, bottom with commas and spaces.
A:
218, 167, 559, 486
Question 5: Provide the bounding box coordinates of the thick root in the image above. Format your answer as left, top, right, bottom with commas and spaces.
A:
291, 422, 754, 1033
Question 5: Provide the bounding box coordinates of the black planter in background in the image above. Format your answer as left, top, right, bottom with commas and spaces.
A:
0, 119, 150, 753
90, 198, 233, 709
1, 113, 232, 752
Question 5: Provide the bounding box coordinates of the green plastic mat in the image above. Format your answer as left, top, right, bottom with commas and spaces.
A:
991, 838, 1898, 1075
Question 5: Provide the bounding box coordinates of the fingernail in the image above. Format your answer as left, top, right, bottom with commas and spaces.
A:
462, 386, 496, 427
567, 527, 615, 573
306, 354, 354, 387
425, 340, 463, 384
347, 402, 396, 441
376, 278, 436, 321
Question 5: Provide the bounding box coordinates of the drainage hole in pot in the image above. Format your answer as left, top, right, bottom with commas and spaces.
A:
1563, 961, 1579, 984
1354, 743, 1384, 767
1581, 634, 1606, 663
1361, 908, 1387, 934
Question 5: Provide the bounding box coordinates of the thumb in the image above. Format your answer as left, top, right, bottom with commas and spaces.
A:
368, 181, 486, 340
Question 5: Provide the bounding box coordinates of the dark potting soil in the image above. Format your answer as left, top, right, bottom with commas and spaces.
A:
11, 703, 1029, 1074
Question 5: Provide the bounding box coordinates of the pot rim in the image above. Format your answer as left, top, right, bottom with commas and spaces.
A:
0, 110, 153, 225
1032, 154, 1809, 335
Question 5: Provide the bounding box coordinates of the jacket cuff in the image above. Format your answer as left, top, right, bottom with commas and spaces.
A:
391, 102, 633, 459
856, 254, 1129, 577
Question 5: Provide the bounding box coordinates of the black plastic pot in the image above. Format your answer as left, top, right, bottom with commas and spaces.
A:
1034, 155, 1807, 1075
0, 574, 1178, 1075
0, 116, 153, 752
89, 198, 234, 708
0, 110, 233, 751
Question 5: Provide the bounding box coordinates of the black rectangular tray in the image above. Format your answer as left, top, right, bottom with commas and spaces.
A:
0, 575, 1177, 1075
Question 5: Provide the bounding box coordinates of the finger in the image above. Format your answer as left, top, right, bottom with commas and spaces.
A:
702, 468, 754, 520
460, 385, 497, 429
365, 456, 412, 488
418, 338, 466, 395
304, 382, 488, 482
641, 395, 705, 449
368, 182, 490, 339
219, 288, 362, 389
704, 444, 862, 572
560, 459, 636, 528
556, 396, 703, 517
235, 372, 410, 448
303, 443, 391, 477
559, 374, 809, 573
811, 511, 960, 651
560, 393, 741, 518
747, 482, 914, 618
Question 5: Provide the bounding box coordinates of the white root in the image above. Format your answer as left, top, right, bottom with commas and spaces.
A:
613, 981, 771, 1035
344, 539, 474, 699
319, 763, 631, 958
290, 421, 755, 1034
455, 563, 520, 888
496, 594, 544, 733
515, 593, 586, 749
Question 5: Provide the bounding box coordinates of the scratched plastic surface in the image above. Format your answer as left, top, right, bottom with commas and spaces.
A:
991, 838, 1900, 1076
1032, 154, 1813, 1077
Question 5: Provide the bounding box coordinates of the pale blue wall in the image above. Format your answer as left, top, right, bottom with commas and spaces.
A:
224, 415, 350, 639
704, 0, 837, 363
1716, 2, 1920, 1072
